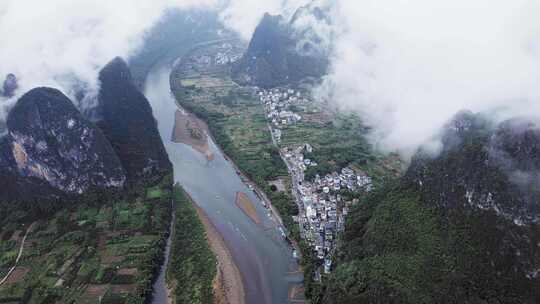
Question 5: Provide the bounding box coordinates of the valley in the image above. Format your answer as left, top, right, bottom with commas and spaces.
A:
1, 3, 539, 304
146, 65, 303, 304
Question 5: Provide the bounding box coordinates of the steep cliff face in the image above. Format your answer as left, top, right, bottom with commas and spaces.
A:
322, 112, 540, 304
96, 57, 172, 186
0, 87, 126, 201
407, 112, 540, 225
232, 7, 329, 88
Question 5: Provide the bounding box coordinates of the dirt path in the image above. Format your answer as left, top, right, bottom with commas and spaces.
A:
0, 222, 35, 286
192, 203, 245, 304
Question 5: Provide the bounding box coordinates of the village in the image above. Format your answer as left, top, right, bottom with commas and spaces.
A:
257, 87, 374, 275
173, 40, 244, 81
258, 88, 310, 143
173, 38, 377, 278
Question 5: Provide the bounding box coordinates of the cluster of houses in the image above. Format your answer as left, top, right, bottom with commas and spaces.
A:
258, 88, 310, 139
214, 43, 243, 65
283, 144, 373, 274
177, 42, 244, 79
258, 86, 374, 276
283, 144, 318, 170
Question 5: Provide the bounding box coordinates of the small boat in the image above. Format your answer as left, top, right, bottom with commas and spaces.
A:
278, 227, 286, 238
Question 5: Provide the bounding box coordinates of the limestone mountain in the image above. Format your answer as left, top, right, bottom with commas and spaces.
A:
232, 5, 330, 88
321, 112, 540, 304
96, 57, 172, 187
0, 87, 126, 202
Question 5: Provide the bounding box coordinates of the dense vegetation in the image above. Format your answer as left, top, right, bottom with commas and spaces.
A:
318, 114, 540, 304
167, 186, 216, 304
0, 176, 174, 304
319, 183, 540, 303
170, 41, 406, 304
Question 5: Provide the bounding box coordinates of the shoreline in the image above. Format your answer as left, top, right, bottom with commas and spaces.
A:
191, 199, 246, 304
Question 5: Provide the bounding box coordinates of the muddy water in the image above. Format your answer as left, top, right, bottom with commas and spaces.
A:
146, 67, 302, 304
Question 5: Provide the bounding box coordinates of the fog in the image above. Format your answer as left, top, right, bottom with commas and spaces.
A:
220, 0, 312, 40
314, 0, 540, 157
0, 0, 218, 114
0, 0, 305, 113
2, 1, 539, 158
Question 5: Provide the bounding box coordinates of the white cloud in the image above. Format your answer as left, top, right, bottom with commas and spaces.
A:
219, 0, 312, 40
0, 0, 218, 108
315, 0, 540, 157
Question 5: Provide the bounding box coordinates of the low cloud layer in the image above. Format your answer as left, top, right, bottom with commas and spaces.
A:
0, 0, 218, 110
220, 0, 312, 40
0, 0, 304, 108
3, 1, 539, 160
315, 0, 540, 157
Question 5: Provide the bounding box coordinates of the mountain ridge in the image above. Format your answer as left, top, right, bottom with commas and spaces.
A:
320, 111, 540, 304
232, 6, 330, 88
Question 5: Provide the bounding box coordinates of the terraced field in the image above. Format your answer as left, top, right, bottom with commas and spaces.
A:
0, 178, 173, 304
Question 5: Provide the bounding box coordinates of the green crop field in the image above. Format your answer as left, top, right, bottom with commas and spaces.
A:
0, 177, 173, 304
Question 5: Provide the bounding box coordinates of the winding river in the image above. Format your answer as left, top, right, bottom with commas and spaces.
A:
145, 65, 303, 303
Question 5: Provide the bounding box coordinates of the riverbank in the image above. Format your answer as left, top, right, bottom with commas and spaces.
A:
192, 203, 246, 304
164, 186, 217, 304
147, 62, 300, 303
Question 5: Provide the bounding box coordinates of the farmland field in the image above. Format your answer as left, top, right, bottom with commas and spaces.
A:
0, 177, 173, 304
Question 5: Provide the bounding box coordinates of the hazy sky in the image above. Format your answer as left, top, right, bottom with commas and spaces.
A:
1, 0, 539, 157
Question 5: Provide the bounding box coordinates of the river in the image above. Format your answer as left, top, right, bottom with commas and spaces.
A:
145, 66, 303, 304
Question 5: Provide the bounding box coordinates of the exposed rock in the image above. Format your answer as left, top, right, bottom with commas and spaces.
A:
96, 57, 172, 186
408, 114, 540, 225
0, 87, 126, 201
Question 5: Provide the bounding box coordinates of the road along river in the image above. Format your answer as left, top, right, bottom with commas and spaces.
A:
145, 66, 303, 304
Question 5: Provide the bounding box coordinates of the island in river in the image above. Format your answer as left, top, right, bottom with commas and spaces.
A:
235, 192, 261, 225
172, 107, 214, 161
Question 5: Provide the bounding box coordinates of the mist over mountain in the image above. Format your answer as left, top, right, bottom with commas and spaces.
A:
0, 57, 173, 202
232, 3, 330, 88
1, 2, 540, 303
0, 0, 219, 119
322, 112, 540, 303
313, 0, 540, 156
